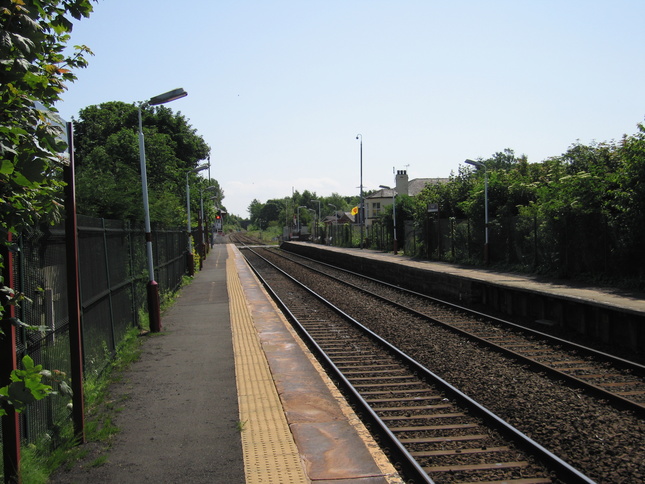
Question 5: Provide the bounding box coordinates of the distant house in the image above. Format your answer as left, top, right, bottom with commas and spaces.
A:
322, 211, 355, 225
364, 170, 447, 227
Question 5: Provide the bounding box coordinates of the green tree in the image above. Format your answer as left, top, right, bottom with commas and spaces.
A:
1, 0, 95, 416
1, 0, 94, 234
72, 102, 211, 225
248, 199, 263, 225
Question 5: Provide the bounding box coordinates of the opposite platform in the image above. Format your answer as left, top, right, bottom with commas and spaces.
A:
282, 241, 645, 353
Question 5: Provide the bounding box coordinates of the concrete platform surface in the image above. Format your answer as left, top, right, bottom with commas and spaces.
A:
49, 243, 402, 484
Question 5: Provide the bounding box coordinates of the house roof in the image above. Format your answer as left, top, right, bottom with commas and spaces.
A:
409, 178, 448, 196
366, 188, 395, 199
322, 212, 355, 224
366, 178, 448, 199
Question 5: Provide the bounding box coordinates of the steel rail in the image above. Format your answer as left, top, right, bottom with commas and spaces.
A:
242, 247, 595, 484
241, 249, 434, 483
280, 248, 645, 373
272, 248, 645, 415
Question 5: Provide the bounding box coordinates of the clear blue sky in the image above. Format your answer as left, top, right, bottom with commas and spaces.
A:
58, 0, 645, 218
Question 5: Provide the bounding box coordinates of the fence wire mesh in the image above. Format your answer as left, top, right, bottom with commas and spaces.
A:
324, 211, 639, 282
2, 216, 188, 452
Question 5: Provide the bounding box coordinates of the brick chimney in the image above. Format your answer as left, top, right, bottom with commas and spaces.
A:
395, 170, 409, 196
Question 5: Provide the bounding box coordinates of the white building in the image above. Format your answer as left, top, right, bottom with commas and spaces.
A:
364, 170, 448, 227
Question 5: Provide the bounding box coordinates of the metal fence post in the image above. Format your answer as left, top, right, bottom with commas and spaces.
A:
1, 233, 21, 484
101, 218, 117, 352
64, 121, 85, 442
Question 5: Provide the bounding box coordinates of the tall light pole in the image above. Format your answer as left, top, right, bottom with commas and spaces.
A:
138, 88, 187, 332
379, 185, 397, 254
186, 164, 209, 276
203, 186, 217, 251
311, 199, 321, 242
356, 134, 364, 249
465, 159, 489, 264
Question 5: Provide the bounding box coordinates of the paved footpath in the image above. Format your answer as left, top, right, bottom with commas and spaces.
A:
50, 244, 246, 483
50, 243, 399, 484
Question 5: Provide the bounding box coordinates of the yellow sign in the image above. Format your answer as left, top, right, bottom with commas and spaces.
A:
351, 206, 358, 215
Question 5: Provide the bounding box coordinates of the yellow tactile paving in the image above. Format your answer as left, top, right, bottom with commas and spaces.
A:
227, 245, 308, 484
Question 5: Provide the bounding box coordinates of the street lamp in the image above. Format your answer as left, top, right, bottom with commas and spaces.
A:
379, 185, 398, 254
138, 88, 187, 332
200, 185, 218, 261
465, 159, 489, 264
186, 164, 209, 276
356, 134, 364, 249
311, 199, 321, 242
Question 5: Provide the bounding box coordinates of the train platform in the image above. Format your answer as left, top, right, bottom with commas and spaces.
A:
50, 243, 401, 484
282, 241, 645, 354
283, 241, 645, 316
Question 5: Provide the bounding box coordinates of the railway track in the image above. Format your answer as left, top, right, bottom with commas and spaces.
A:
267, 247, 645, 414
241, 246, 597, 484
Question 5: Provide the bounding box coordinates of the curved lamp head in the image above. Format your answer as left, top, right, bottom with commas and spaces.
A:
465, 159, 484, 169
192, 164, 209, 174
148, 88, 188, 106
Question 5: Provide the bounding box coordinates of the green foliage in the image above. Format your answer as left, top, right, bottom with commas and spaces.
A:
1, 0, 94, 420
247, 119, 645, 283
0, 355, 53, 416
247, 191, 356, 231
72, 102, 211, 225
16, 325, 144, 483
1, 0, 94, 235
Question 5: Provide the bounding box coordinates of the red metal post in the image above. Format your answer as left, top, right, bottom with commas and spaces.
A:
1, 233, 21, 484
147, 281, 162, 332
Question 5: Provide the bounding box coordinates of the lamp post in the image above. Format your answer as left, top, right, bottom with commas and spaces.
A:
379, 185, 397, 254
186, 164, 209, 276
138, 88, 187, 332
203, 186, 217, 251
465, 159, 489, 264
311, 199, 321, 242
355, 134, 364, 249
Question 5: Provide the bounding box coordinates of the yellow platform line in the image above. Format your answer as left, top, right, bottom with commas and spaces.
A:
227, 245, 308, 484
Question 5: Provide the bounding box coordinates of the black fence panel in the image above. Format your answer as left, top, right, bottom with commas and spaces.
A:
322, 211, 638, 284
13, 227, 71, 445
3, 216, 188, 452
